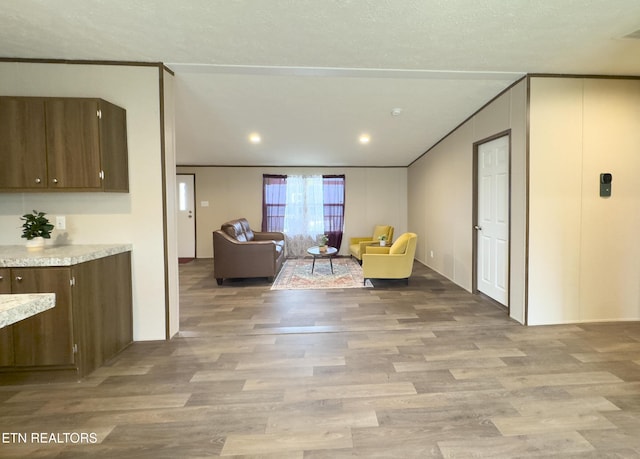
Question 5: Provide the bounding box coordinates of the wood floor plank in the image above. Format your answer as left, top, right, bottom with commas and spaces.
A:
497, 371, 624, 390
283, 382, 417, 402
235, 355, 345, 371
394, 357, 508, 372
190, 367, 314, 383
510, 396, 621, 416
220, 429, 353, 456
265, 410, 378, 433
438, 431, 595, 457
491, 412, 617, 436
36, 393, 192, 415
423, 347, 527, 361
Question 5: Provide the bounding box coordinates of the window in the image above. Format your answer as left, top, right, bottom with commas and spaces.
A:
262, 174, 345, 256
262, 175, 286, 233
322, 175, 346, 249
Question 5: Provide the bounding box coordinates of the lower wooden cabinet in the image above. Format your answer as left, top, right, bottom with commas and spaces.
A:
11, 267, 74, 367
0, 252, 132, 382
0, 268, 13, 367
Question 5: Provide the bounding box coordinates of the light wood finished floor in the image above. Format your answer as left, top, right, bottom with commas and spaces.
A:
2, 259, 640, 458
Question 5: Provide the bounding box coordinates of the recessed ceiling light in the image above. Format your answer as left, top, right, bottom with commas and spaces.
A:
359, 134, 371, 144
248, 132, 261, 144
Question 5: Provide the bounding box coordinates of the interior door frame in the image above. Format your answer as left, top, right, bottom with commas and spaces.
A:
472, 129, 511, 313
176, 173, 197, 260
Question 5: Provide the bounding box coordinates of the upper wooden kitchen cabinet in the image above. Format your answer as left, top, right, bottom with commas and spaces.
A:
0, 96, 129, 192
0, 97, 48, 189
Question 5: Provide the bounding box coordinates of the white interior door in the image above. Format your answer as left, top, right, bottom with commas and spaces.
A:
176, 174, 195, 259
476, 135, 509, 305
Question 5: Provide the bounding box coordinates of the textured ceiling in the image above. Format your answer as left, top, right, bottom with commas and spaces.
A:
2, 1, 640, 166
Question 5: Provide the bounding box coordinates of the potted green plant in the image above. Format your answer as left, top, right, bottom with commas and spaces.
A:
21, 210, 54, 250
378, 234, 387, 247
318, 234, 329, 252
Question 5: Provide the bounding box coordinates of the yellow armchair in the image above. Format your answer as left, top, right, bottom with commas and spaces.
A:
349, 225, 394, 262
362, 232, 417, 284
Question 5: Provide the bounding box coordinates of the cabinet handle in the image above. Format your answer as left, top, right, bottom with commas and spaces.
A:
0, 275, 3, 280
15, 276, 23, 282
52, 178, 59, 184
35, 178, 42, 184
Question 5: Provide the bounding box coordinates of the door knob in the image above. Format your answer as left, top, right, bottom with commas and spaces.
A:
474, 225, 482, 231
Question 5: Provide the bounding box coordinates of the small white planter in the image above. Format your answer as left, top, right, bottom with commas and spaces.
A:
25, 237, 45, 251
379, 240, 386, 247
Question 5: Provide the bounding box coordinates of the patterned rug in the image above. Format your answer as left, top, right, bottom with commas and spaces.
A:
271, 257, 373, 290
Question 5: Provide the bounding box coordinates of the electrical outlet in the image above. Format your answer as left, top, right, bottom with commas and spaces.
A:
56, 215, 66, 230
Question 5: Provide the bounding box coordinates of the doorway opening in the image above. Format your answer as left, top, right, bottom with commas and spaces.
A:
176, 173, 196, 263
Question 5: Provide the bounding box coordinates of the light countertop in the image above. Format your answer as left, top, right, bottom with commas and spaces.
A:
0, 243, 132, 267
0, 293, 56, 329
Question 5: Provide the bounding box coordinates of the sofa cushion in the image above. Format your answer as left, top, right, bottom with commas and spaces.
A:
221, 218, 258, 242
372, 225, 391, 241
222, 220, 246, 241
389, 233, 411, 254
240, 219, 255, 241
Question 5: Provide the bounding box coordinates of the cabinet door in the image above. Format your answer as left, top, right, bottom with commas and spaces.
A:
101, 252, 133, 359
99, 100, 129, 192
72, 253, 132, 377
0, 268, 10, 293
0, 97, 48, 189
0, 268, 13, 366
45, 98, 102, 189
11, 268, 75, 366
71, 258, 102, 377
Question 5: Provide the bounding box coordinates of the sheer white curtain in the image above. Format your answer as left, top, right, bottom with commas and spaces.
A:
283, 175, 325, 257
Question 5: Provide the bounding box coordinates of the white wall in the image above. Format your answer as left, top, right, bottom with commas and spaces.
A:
175, 166, 408, 258
0, 61, 173, 341
408, 79, 528, 323
528, 77, 640, 325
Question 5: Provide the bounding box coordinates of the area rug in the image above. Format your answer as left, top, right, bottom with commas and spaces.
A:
271, 257, 373, 290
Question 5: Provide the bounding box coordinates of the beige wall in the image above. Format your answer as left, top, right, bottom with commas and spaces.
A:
0, 62, 175, 341
175, 166, 408, 258
528, 77, 640, 325
408, 79, 528, 323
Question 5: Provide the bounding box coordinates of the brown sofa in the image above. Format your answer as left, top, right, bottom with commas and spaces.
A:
213, 218, 285, 285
